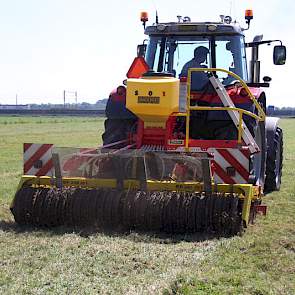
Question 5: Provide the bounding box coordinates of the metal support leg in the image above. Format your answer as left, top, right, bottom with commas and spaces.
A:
242, 186, 253, 227
201, 159, 212, 195
112, 156, 124, 190
52, 153, 62, 188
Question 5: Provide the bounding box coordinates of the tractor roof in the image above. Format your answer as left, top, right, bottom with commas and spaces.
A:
145, 22, 244, 36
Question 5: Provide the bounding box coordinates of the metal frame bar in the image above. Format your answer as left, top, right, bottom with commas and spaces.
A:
182, 68, 266, 150
17, 175, 261, 198
207, 75, 259, 153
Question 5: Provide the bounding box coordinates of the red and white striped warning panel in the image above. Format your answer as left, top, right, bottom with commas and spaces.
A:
24, 143, 54, 176
212, 148, 250, 184
23, 143, 250, 184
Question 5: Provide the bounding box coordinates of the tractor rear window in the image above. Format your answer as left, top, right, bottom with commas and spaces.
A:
145, 35, 248, 84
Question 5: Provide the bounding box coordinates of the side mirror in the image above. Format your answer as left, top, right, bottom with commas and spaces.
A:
273, 45, 286, 65
137, 44, 147, 57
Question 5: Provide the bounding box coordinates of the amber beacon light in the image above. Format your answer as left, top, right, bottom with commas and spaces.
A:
140, 11, 149, 29
245, 9, 253, 25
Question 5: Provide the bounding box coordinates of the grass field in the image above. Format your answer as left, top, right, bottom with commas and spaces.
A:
0, 116, 294, 294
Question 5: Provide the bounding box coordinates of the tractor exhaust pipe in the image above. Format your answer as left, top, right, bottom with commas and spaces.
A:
250, 46, 260, 83
249, 35, 263, 83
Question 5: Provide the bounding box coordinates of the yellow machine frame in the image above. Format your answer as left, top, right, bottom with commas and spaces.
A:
15, 69, 266, 227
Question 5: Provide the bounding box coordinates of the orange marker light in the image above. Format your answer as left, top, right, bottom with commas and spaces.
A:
245, 9, 253, 19
140, 11, 149, 22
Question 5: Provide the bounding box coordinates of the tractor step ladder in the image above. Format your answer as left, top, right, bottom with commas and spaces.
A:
208, 75, 259, 154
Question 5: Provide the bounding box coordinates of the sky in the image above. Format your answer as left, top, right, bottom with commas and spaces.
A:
0, 0, 294, 106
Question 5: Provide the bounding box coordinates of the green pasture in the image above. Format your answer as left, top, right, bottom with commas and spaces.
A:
0, 116, 294, 294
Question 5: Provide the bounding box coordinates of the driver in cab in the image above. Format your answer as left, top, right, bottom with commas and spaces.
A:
179, 46, 209, 91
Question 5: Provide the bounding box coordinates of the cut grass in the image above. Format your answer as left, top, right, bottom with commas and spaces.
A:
164, 119, 295, 295
0, 116, 294, 294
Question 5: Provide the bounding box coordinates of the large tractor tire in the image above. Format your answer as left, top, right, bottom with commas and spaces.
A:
102, 118, 136, 146
264, 127, 283, 193
103, 88, 137, 147
249, 121, 266, 187
102, 118, 126, 145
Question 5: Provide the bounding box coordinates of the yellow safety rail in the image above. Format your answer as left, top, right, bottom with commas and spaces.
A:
180, 68, 266, 150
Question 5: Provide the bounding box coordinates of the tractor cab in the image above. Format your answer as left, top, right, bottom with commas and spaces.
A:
138, 12, 286, 87
143, 22, 248, 87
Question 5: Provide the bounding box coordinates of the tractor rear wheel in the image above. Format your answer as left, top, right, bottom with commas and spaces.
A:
264, 127, 283, 193
249, 121, 266, 187
102, 118, 136, 146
